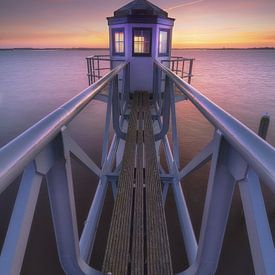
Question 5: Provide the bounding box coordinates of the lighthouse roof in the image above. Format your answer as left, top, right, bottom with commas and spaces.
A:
107, 0, 174, 25
114, 0, 168, 18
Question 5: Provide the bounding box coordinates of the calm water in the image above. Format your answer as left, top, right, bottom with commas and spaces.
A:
0, 49, 275, 274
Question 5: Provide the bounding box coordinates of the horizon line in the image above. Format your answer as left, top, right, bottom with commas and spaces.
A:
1, 47, 275, 51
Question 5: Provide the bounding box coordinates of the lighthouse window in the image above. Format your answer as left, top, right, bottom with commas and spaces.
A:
133, 28, 152, 56
159, 29, 170, 56
112, 29, 125, 55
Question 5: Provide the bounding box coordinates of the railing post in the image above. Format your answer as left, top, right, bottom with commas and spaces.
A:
181, 59, 185, 78
124, 63, 130, 108
153, 63, 158, 104
92, 58, 95, 83
86, 58, 91, 86
101, 84, 113, 166
170, 82, 180, 167
181, 131, 236, 275
0, 162, 43, 275
158, 67, 163, 112
112, 75, 126, 140
97, 56, 100, 81
239, 168, 275, 275
188, 60, 193, 84
172, 60, 175, 72
153, 63, 161, 107
155, 75, 171, 141
46, 136, 100, 275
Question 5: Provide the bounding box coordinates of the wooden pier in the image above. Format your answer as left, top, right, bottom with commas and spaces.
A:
103, 93, 173, 275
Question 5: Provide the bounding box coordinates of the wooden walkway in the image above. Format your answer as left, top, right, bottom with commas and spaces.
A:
102, 92, 173, 275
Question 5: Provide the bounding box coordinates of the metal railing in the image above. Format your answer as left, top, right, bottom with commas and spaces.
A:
87, 55, 195, 85
153, 60, 275, 275
0, 61, 130, 275
86, 55, 112, 85
86, 55, 125, 85
161, 56, 194, 84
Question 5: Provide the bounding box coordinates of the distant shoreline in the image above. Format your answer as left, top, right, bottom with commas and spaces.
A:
173, 47, 275, 50
0, 47, 274, 51
0, 48, 109, 51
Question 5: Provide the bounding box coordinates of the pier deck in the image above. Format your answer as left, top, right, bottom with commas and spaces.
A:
102, 92, 173, 275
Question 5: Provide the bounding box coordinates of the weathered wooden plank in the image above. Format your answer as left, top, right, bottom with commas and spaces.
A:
143, 92, 173, 275
131, 93, 144, 275
102, 95, 138, 275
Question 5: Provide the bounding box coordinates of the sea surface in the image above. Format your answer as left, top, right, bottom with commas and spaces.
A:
0, 49, 275, 274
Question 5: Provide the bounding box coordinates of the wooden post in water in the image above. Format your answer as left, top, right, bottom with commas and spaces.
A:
240, 113, 270, 221
258, 113, 270, 140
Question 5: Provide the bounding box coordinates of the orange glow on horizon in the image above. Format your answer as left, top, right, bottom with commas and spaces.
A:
172, 30, 275, 48
0, 0, 275, 49
2, 32, 274, 49
2, 30, 275, 49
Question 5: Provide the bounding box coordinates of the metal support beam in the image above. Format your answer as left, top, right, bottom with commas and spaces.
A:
111, 179, 118, 199
239, 169, 275, 275
112, 76, 126, 140
124, 63, 130, 109
62, 127, 101, 177
46, 155, 100, 275
162, 182, 170, 204
155, 75, 171, 141
180, 131, 236, 275
101, 84, 113, 167
170, 83, 180, 167
80, 135, 119, 263
0, 162, 42, 275
152, 100, 198, 264
158, 69, 163, 112
160, 173, 174, 182
179, 139, 214, 180
153, 64, 159, 105
162, 136, 198, 265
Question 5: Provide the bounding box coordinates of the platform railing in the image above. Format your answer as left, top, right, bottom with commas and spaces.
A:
86, 55, 112, 85
161, 56, 194, 84
86, 55, 194, 85
154, 60, 275, 275
86, 55, 126, 85
0, 62, 130, 275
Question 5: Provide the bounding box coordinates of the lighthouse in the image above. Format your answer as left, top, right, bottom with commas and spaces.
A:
107, 0, 175, 93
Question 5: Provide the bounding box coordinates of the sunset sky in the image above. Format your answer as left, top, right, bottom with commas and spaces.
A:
0, 0, 275, 48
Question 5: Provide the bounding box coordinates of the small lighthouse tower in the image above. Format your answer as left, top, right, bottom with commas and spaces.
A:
107, 0, 175, 93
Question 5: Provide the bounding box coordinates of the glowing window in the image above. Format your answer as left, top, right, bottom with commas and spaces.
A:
159, 29, 170, 55
133, 28, 152, 56
113, 29, 125, 55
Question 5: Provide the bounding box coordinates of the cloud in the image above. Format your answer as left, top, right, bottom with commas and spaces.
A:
167, 0, 204, 10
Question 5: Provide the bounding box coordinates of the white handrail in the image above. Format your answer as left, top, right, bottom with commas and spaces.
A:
155, 60, 275, 192
0, 62, 128, 193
